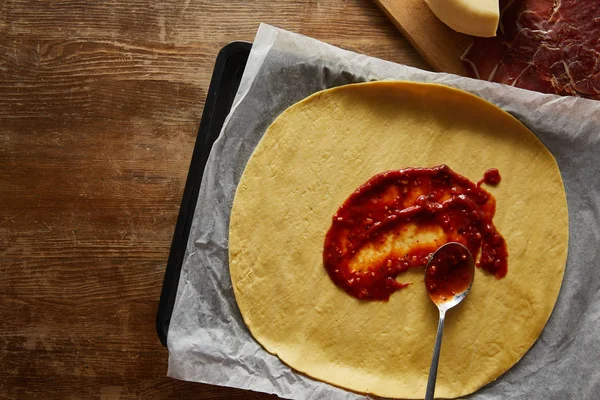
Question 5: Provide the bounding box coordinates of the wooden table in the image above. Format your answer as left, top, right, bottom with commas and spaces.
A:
0, 1, 428, 398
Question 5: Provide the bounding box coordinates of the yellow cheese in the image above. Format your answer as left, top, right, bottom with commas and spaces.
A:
425, 0, 499, 37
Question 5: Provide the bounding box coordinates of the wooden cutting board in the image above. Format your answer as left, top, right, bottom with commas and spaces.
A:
374, 0, 473, 76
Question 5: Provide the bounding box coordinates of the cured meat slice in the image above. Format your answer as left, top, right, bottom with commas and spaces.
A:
461, 0, 600, 99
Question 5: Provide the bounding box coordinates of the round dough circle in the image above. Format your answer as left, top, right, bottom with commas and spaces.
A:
229, 81, 568, 399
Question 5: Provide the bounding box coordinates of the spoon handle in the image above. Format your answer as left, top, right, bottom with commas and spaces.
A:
425, 309, 446, 400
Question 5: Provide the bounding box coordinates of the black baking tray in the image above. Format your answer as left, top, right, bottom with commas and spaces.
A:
156, 41, 252, 346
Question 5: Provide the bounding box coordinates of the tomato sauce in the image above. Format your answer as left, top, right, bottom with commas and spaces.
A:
425, 244, 474, 304
323, 165, 507, 301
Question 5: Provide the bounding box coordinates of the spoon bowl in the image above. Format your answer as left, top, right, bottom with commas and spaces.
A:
424, 242, 475, 400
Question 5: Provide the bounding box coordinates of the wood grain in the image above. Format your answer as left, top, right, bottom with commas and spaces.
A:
0, 0, 428, 398
374, 0, 472, 75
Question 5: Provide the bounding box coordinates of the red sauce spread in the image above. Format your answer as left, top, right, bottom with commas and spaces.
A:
483, 168, 501, 185
323, 165, 507, 301
425, 244, 474, 304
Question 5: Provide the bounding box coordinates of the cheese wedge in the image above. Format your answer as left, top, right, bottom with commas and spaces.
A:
425, 0, 499, 37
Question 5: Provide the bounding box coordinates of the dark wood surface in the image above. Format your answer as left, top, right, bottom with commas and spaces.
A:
0, 1, 428, 398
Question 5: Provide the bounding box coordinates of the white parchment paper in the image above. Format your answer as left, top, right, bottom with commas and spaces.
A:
167, 24, 600, 399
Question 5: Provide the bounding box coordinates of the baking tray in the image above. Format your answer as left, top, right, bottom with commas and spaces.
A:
156, 41, 252, 346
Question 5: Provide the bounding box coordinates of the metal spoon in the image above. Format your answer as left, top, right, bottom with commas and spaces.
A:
424, 242, 475, 400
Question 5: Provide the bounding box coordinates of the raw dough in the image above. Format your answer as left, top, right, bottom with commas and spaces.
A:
229, 81, 568, 398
